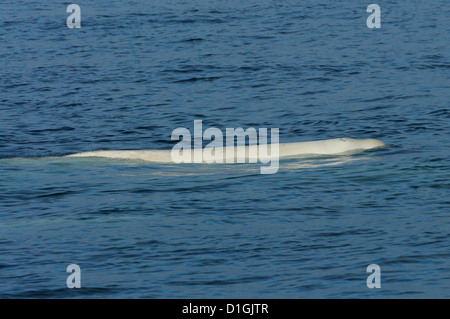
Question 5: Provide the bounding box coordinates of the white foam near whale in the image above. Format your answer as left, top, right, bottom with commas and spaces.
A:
65, 138, 385, 163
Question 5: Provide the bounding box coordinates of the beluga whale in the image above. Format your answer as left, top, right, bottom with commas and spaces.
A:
66, 137, 385, 162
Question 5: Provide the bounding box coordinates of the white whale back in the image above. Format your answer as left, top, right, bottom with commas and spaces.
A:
65, 138, 385, 163
279, 138, 385, 157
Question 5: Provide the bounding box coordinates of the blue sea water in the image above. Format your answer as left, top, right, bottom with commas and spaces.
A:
0, 0, 449, 298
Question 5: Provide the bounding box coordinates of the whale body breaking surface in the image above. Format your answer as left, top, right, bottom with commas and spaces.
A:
65, 138, 386, 163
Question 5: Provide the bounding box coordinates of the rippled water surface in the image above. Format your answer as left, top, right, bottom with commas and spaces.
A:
1, 0, 449, 298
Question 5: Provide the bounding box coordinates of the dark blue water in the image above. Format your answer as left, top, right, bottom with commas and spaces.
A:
1, 0, 449, 298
